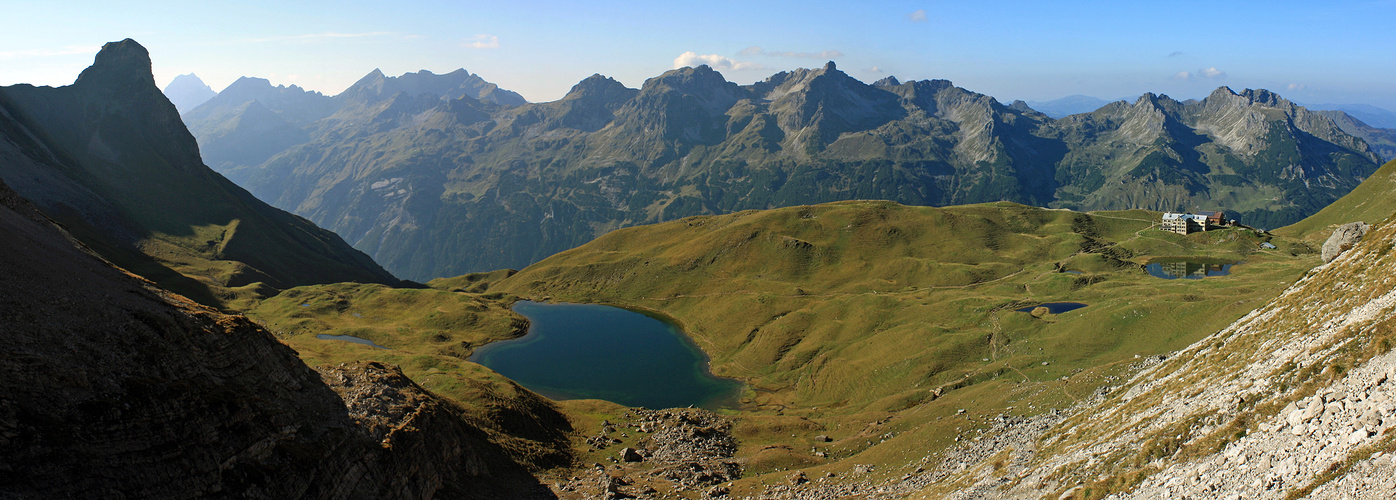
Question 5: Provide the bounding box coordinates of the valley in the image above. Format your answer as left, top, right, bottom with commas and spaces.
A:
5, 31, 1396, 499
253, 199, 1326, 498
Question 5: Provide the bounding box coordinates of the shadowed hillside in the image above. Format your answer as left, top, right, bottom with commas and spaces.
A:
0, 39, 397, 310
0, 178, 553, 499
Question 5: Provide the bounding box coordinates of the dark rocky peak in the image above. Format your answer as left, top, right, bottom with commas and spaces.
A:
633, 65, 746, 116
72, 39, 156, 91
1239, 88, 1293, 109
1009, 100, 1035, 113
563, 73, 638, 103
1132, 92, 1187, 117
642, 65, 742, 97
873, 75, 901, 87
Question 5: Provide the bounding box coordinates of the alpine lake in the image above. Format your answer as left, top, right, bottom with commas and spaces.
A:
1145, 258, 1236, 280
468, 301, 744, 410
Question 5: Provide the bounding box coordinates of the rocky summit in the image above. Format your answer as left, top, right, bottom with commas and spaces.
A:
187, 61, 1379, 279
0, 39, 397, 310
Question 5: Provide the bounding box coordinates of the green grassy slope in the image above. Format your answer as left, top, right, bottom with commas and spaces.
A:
1276, 159, 1396, 242
492, 201, 1309, 413
258, 199, 1316, 494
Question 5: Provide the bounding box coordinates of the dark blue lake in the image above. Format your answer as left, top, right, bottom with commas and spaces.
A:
468, 301, 744, 410
1146, 260, 1233, 280
1015, 302, 1089, 314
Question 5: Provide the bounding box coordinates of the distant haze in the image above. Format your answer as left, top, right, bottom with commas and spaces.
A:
2, 1, 1395, 110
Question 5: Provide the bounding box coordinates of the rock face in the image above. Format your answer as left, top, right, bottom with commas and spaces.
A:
186, 58, 1380, 279
0, 178, 549, 498
1323, 221, 1370, 262
0, 39, 397, 309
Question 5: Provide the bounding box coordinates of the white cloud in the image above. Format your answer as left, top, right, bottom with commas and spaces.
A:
1172, 67, 1226, 81
0, 45, 99, 60
868, 66, 884, 74
672, 51, 764, 71
1288, 83, 1306, 91
908, 9, 928, 22
737, 46, 843, 59
464, 34, 500, 49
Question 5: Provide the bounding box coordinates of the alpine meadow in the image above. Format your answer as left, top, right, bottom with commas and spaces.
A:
4, 3, 1396, 499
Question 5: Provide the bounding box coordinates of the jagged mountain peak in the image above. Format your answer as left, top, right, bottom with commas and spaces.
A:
564, 73, 634, 101
643, 65, 736, 93
73, 38, 156, 90
872, 75, 901, 87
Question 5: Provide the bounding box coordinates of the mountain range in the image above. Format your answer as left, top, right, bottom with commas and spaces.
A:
0, 39, 396, 309
184, 61, 1384, 279
8, 37, 1396, 498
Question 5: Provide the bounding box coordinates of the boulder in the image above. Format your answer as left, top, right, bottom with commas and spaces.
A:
1322, 222, 1370, 262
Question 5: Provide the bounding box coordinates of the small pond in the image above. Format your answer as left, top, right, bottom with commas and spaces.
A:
316, 334, 389, 349
468, 301, 744, 410
1145, 259, 1234, 280
1015, 302, 1089, 314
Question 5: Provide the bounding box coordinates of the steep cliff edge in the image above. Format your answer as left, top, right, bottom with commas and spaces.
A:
0, 178, 550, 498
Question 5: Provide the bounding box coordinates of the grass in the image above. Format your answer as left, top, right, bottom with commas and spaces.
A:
246, 282, 576, 470
476, 199, 1315, 492
252, 199, 1319, 495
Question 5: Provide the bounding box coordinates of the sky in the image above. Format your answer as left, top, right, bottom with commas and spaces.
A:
3, 0, 1395, 110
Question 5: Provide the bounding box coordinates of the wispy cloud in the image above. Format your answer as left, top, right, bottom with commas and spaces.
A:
464, 34, 499, 49
1288, 83, 1306, 91
739, 46, 843, 59
1167, 51, 1184, 57
908, 9, 928, 22
868, 66, 885, 74
673, 51, 764, 71
1173, 66, 1226, 81
0, 45, 99, 60
242, 32, 394, 43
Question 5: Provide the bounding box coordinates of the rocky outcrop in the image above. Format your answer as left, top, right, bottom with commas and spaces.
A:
0, 178, 549, 498
1323, 221, 1370, 262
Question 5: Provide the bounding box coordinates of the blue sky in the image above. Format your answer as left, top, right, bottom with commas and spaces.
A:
4, 0, 1395, 109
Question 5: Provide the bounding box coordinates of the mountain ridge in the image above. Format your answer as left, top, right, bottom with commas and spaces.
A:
0, 39, 397, 309
186, 61, 1381, 280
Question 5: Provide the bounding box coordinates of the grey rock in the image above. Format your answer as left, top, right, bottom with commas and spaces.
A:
1322, 222, 1370, 262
